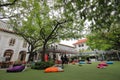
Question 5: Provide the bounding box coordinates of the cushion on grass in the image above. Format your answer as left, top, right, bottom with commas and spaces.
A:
79, 61, 86, 64
97, 61, 108, 69
98, 63, 108, 66
106, 61, 113, 64
97, 65, 106, 69
44, 67, 64, 73
72, 62, 76, 65
6, 65, 25, 72
99, 61, 108, 66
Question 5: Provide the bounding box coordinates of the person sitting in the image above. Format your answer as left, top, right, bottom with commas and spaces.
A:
86, 57, 91, 64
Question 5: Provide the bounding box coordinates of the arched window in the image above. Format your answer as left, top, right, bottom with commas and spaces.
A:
18, 51, 26, 61
9, 38, 16, 46
4, 50, 13, 61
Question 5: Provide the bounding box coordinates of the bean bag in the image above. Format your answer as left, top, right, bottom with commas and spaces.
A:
97, 64, 107, 69
79, 61, 86, 64
98, 63, 108, 66
44, 67, 64, 73
6, 65, 25, 72
106, 61, 113, 64
99, 61, 108, 66
97, 65, 106, 69
97, 61, 108, 69
72, 62, 76, 65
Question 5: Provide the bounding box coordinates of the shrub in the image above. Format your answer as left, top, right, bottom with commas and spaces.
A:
13, 61, 22, 67
31, 61, 54, 70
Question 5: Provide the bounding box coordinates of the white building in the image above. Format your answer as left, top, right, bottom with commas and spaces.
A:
42, 43, 79, 63
73, 38, 97, 61
73, 38, 89, 52
0, 20, 29, 63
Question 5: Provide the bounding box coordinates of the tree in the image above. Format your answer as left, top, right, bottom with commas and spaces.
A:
58, 0, 120, 51
0, 0, 19, 19
86, 23, 120, 51
0, 0, 33, 20
104, 24, 120, 50
86, 32, 112, 51
0, 0, 18, 7
64, 0, 120, 31
11, 0, 84, 62
1, 0, 120, 30
12, 19, 43, 62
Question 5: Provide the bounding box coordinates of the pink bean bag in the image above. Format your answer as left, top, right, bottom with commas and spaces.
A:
97, 61, 108, 69
97, 65, 106, 68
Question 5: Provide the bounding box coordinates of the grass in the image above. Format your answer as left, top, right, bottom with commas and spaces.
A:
0, 61, 120, 80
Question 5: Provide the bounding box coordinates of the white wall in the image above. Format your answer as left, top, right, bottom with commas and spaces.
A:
0, 31, 29, 62
75, 43, 89, 52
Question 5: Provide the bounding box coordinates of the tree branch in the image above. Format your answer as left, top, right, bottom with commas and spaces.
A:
46, 20, 68, 41
0, 0, 18, 7
0, 14, 19, 19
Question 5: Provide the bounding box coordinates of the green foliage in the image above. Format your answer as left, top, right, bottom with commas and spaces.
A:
86, 23, 120, 51
86, 32, 112, 50
55, 0, 120, 32
31, 61, 54, 70
7, 0, 85, 61
1, 0, 120, 32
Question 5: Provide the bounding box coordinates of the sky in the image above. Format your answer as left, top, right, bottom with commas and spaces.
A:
60, 39, 77, 47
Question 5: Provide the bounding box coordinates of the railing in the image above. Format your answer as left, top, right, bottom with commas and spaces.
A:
39, 48, 78, 54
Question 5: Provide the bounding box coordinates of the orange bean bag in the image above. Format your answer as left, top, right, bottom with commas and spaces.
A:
72, 62, 75, 65
44, 67, 64, 73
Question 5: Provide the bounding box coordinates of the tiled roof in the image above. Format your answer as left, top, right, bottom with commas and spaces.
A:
0, 28, 14, 34
73, 38, 87, 45
0, 20, 14, 33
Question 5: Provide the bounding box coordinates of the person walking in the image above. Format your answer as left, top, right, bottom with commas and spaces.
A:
61, 54, 65, 68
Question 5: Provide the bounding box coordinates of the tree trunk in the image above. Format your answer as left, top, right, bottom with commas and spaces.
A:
28, 52, 34, 62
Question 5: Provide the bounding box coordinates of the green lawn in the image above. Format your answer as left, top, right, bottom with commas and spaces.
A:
0, 61, 120, 80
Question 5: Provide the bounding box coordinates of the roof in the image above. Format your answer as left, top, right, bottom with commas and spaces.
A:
0, 28, 14, 34
59, 43, 75, 48
0, 20, 14, 34
73, 38, 87, 45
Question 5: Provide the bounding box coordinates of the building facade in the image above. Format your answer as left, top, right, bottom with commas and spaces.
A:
0, 21, 29, 62
73, 38, 89, 53
38, 43, 79, 63
73, 38, 98, 61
